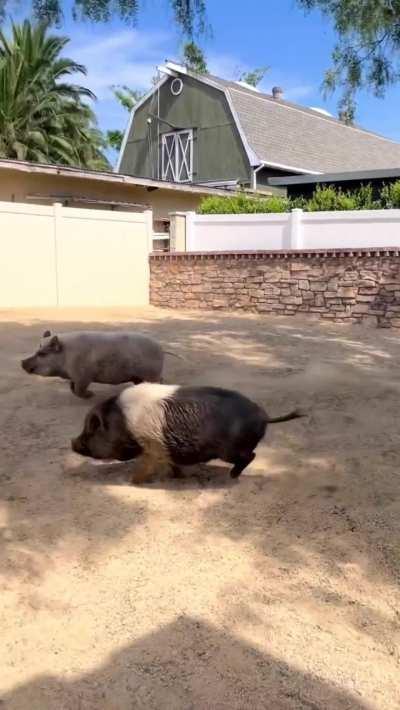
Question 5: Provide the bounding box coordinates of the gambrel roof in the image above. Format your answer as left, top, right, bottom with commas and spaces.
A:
205, 74, 400, 174
120, 64, 400, 176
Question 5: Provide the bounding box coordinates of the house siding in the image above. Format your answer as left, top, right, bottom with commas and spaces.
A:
0, 168, 208, 220
119, 76, 251, 185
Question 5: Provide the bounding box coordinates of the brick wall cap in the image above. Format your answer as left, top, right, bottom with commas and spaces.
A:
150, 247, 400, 261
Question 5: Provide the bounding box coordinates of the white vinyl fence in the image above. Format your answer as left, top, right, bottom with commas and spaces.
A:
0, 201, 152, 307
185, 209, 400, 252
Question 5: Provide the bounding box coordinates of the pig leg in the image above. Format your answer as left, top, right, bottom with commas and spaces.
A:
131, 453, 158, 484
70, 378, 93, 399
131, 444, 172, 484
171, 465, 184, 478
230, 452, 255, 479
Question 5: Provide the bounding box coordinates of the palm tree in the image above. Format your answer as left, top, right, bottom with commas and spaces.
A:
0, 20, 109, 168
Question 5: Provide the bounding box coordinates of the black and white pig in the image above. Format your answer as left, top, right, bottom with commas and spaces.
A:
21, 331, 171, 398
71, 383, 304, 483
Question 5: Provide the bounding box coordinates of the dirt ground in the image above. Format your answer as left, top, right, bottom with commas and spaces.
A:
1, 306, 399, 710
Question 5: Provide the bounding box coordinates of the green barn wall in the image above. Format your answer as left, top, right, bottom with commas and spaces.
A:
119, 76, 251, 184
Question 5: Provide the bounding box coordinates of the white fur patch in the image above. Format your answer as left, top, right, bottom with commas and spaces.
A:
119, 383, 180, 451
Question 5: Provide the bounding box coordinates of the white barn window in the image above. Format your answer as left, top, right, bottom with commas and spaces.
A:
161, 129, 193, 182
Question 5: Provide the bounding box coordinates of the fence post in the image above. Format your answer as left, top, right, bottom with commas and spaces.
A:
289, 208, 303, 249
169, 212, 187, 251
53, 202, 62, 306
185, 211, 195, 251
144, 209, 153, 252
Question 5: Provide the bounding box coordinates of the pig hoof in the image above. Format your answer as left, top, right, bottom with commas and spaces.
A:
70, 382, 93, 398
78, 390, 94, 399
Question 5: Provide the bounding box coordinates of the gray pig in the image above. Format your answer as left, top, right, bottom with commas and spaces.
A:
21, 330, 169, 398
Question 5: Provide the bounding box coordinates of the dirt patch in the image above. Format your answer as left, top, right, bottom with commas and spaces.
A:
1, 307, 399, 709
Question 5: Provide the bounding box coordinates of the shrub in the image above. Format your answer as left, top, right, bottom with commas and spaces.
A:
198, 182, 400, 214
380, 180, 400, 208
198, 194, 289, 214
289, 195, 308, 210
352, 184, 378, 210
306, 185, 356, 211
262, 196, 290, 213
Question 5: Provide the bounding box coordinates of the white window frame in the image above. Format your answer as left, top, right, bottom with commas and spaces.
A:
161, 129, 193, 183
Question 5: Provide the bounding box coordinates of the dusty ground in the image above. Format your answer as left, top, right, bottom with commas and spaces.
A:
0, 306, 399, 710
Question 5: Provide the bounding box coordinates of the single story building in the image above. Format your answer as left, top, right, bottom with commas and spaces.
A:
0, 158, 236, 249
267, 168, 400, 199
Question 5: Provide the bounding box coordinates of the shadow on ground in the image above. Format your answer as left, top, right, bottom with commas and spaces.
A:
1, 616, 372, 710
1, 311, 400, 652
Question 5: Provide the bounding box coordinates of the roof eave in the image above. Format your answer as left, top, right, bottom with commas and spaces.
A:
0, 158, 232, 196
259, 160, 321, 175
268, 166, 400, 186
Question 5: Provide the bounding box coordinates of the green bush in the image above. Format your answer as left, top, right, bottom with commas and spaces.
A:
288, 195, 308, 210
353, 184, 378, 210
198, 194, 289, 214
306, 185, 357, 211
198, 181, 400, 214
380, 180, 400, 208
261, 196, 290, 213
305, 185, 337, 211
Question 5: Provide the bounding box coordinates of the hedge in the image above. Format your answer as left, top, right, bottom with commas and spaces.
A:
198, 181, 400, 214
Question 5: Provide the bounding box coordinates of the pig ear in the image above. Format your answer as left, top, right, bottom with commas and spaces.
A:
43, 330, 51, 338
49, 335, 62, 352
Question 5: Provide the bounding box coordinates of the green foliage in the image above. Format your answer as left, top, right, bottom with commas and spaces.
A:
0, 0, 206, 34
183, 41, 208, 73
111, 85, 143, 112
106, 84, 145, 153
352, 183, 378, 209
297, 1, 400, 116
238, 66, 269, 87
198, 194, 289, 214
288, 195, 308, 210
198, 182, 400, 214
106, 129, 124, 151
306, 185, 357, 211
170, 0, 207, 35
380, 180, 400, 208
306, 183, 381, 211
0, 20, 109, 168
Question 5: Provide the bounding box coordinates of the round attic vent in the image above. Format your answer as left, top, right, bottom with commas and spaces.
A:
171, 78, 183, 96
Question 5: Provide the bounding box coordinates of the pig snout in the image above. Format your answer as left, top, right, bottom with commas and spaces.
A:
21, 357, 36, 374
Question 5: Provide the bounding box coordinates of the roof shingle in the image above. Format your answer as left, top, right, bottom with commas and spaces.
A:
205, 74, 400, 173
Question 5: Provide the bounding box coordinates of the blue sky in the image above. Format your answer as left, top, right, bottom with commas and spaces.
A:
13, 0, 400, 162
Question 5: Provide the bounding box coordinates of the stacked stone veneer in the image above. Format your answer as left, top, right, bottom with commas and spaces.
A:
150, 248, 400, 327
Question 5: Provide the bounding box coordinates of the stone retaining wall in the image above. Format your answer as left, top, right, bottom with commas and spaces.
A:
150, 248, 400, 327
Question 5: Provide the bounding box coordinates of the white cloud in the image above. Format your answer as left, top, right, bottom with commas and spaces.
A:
207, 52, 243, 80
280, 84, 314, 101
208, 51, 314, 103
68, 28, 172, 101
64, 26, 317, 143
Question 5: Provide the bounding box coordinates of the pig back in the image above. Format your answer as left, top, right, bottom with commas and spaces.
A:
62, 331, 164, 384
